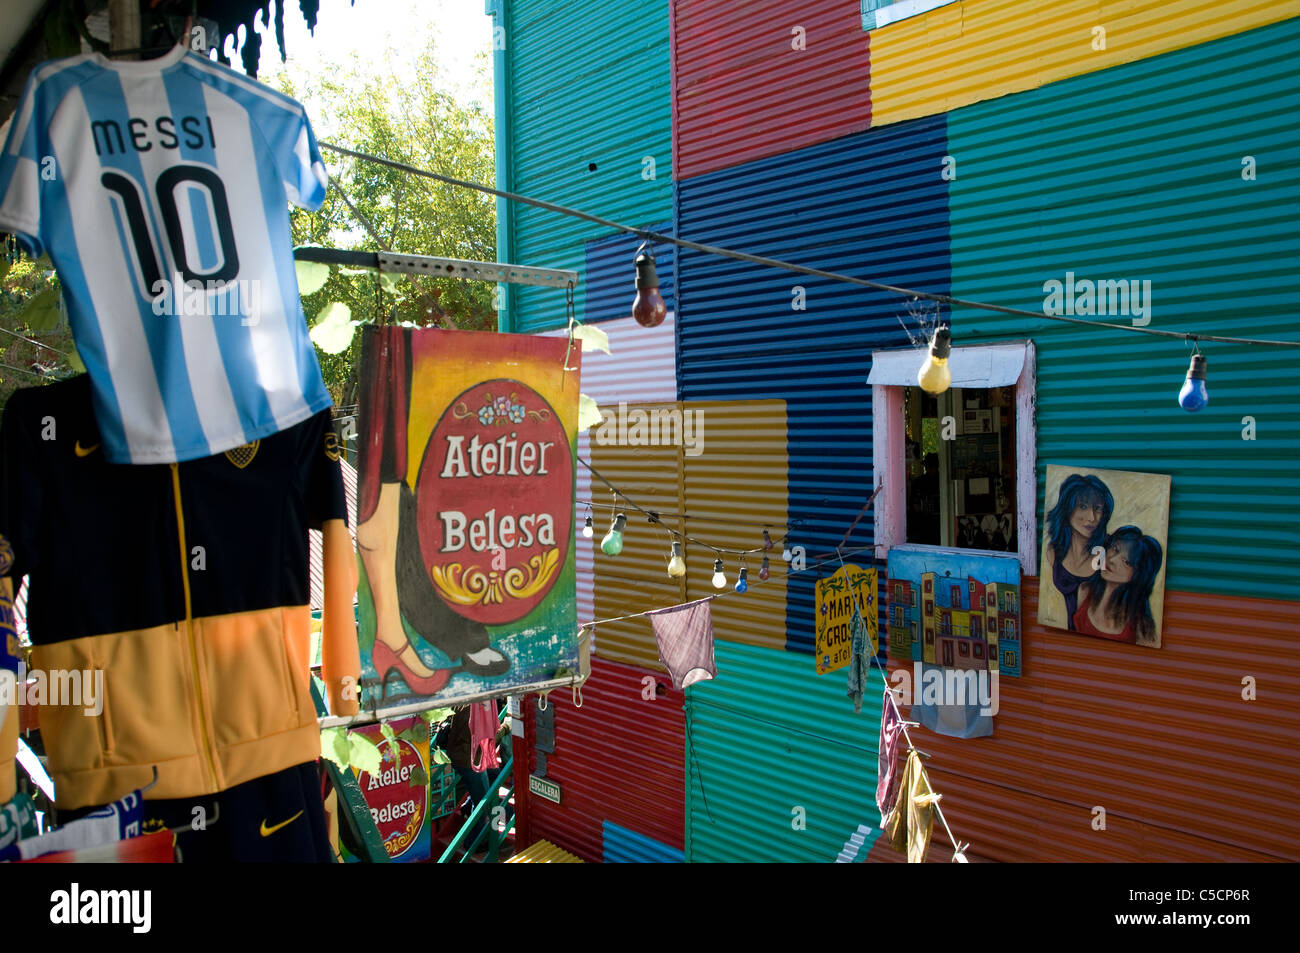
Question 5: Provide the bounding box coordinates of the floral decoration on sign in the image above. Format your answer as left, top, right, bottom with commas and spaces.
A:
429, 550, 561, 607
452, 391, 552, 427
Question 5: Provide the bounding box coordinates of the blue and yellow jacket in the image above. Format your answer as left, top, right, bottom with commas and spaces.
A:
0, 375, 360, 810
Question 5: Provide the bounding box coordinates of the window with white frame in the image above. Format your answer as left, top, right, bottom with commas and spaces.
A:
861, 0, 959, 31
868, 341, 1037, 575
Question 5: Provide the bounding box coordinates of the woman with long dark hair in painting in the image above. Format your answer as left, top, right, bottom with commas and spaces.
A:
1043, 473, 1114, 628
1072, 526, 1163, 645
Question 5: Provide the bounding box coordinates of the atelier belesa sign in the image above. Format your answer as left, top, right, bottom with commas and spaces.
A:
420, 378, 571, 624
356, 328, 579, 709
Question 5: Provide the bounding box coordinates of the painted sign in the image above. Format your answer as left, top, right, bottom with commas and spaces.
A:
529, 775, 562, 804
348, 716, 432, 863
355, 327, 579, 708
886, 549, 1021, 677
1038, 465, 1170, 648
816, 565, 878, 674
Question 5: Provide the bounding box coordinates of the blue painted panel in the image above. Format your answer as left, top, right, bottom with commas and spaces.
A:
676, 115, 952, 652
601, 820, 685, 863
583, 222, 677, 323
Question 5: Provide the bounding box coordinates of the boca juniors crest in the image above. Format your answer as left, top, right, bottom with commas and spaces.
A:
356, 327, 579, 707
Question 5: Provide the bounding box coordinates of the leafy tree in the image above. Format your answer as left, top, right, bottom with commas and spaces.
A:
283, 45, 497, 410
0, 253, 78, 411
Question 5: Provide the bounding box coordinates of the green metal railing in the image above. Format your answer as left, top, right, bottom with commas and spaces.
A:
436, 756, 515, 863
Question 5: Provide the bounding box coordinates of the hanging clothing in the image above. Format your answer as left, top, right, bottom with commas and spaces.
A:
876, 693, 906, 818
881, 749, 942, 863
911, 661, 995, 739
647, 598, 717, 691
0, 791, 37, 854
845, 605, 872, 713
0, 45, 334, 464
1, 787, 144, 862
469, 700, 501, 773
0, 376, 360, 810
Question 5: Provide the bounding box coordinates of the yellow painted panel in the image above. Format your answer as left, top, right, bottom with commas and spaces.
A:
591, 402, 686, 673
870, 0, 1300, 126
680, 400, 789, 653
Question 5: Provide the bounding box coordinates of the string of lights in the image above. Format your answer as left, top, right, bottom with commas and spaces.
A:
318, 140, 1300, 351
578, 456, 803, 585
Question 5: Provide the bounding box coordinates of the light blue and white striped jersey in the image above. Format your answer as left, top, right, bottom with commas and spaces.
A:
0, 45, 333, 464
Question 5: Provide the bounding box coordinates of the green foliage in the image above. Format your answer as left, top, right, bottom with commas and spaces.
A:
279, 46, 496, 408
0, 255, 76, 411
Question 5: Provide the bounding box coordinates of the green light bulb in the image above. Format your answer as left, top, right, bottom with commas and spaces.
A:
601, 512, 626, 556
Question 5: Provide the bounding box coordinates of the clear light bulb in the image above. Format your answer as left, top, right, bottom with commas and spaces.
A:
632, 251, 668, 328
711, 558, 727, 590
1178, 353, 1209, 412
601, 512, 626, 556
667, 541, 686, 578
582, 514, 593, 538
781, 545, 792, 562
917, 326, 952, 395
734, 567, 749, 594
759, 556, 770, 581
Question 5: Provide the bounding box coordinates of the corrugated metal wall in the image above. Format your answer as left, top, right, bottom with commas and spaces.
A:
676, 116, 951, 652
945, 19, 1300, 599
603, 821, 686, 862
584, 224, 677, 324
870, 584, 1300, 862
523, 654, 685, 861
503, 0, 673, 332
687, 640, 889, 862
671, 0, 871, 180
545, 314, 678, 631
868, 0, 1300, 128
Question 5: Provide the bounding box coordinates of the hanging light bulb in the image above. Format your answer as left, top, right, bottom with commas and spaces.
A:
711, 558, 727, 589
762, 529, 773, 551
917, 326, 952, 395
1178, 351, 1209, 412
781, 542, 792, 562
631, 248, 668, 328
759, 556, 771, 581
734, 566, 749, 594
600, 512, 626, 556
667, 540, 687, 578
582, 514, 594, 538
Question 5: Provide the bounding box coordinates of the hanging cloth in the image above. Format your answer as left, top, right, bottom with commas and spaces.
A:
468, 700, 501, 773
876, 693, 906, 818
845, 605, 872, 713
647, 598, 717, 690
881, 749, 942, 863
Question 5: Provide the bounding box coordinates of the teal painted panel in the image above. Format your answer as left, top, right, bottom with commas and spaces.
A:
947, 19, 1300, 601
504, 0, 673, 333
686, 639, 887, 863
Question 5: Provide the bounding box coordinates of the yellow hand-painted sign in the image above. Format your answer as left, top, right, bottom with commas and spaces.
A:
815, 564, 878, 675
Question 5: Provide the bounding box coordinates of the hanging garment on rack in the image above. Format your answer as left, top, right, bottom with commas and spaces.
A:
876, 692, 906, 818
647, 598, 717, 690
912, 660, 994, 739
0, 791, 37, 854
0, 549, 16, 801
0, 375, 360, 810
881, 749, 942, 863
469, 700, 501, 773
0, 787, 144, 862
0, 45, 332, 464
845, 605, 872, 713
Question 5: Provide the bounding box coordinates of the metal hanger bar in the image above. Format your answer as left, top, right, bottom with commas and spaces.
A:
315, 672, 585, 729
292, 246, 578, 289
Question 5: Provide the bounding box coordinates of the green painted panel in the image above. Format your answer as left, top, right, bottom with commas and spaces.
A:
947, 19, 1300, 600
686, 639, 888, 863
503, 0, 673, 332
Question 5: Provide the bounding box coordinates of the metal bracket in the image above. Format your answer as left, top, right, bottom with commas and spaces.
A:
293, 246, 578, 289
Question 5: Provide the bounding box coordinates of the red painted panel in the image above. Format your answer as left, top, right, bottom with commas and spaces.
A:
672, 0, 872, 181
520, 655, 684, 862
869, 583, 1300, 862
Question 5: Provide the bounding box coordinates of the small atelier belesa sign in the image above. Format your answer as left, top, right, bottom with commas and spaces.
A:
529, 775, 562, 804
